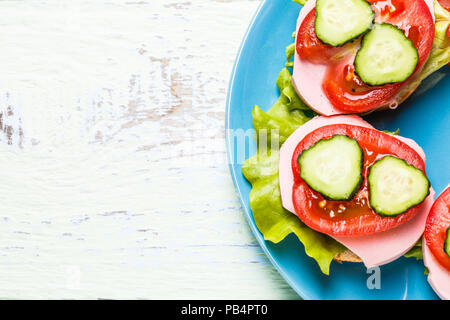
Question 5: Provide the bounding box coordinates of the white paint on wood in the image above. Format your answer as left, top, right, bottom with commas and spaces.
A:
0, 0, 299, 299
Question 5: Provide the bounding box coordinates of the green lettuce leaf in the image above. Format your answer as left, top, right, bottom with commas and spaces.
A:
404, 239, 423, 260
398, 1, 450, 96
382, 128, 400, 135
292, 0, 308, 5
286, 43, 296, 61
242, 66, 346, 275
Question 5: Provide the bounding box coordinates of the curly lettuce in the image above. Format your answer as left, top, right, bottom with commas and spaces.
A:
404, 240, 423, 260
292, 0, 308, 5
399, 0, 450, 96
242, 66, 346, 275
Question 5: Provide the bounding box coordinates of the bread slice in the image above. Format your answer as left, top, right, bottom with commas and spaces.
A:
334, 249, 362, 263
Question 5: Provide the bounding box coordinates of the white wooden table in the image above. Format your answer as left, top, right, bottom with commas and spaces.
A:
0, 0, 299, 299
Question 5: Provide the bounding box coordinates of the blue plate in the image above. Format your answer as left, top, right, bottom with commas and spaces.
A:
225, 0, 449, 300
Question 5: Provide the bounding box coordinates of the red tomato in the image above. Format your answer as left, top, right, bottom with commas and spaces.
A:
424, 188, 450, 271
291, 124, 428, 236
438, 0, 450, 11
322, 58, 403, 113
296, 0, 435, 113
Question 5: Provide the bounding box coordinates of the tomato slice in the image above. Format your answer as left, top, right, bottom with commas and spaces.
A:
322, 58, 403, 113
297, 0, 435, 113
424, 188, 450, 271
291, 124, 427, 236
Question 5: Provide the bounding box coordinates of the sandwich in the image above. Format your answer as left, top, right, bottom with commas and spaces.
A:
292, 0, 450, 115
242, 0, 449, 276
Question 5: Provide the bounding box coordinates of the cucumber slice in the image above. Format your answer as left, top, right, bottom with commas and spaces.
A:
315, 0, 374, 47
298, 135, 363, 201
355, 23, 419, 86
368, 156, 430, 217
445, 228, 450, 258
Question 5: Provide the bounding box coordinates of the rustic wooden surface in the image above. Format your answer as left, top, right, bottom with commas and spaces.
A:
0, 0, 300, 299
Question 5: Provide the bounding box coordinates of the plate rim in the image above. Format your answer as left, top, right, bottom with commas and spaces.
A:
225, 0, 310, 300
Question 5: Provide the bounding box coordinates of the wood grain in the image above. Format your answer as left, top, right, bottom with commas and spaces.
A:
0, 0, 299, 299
